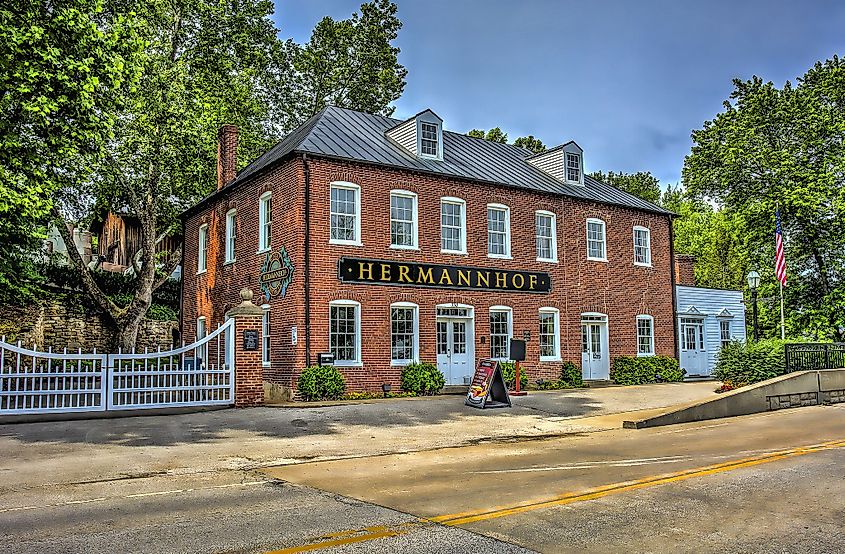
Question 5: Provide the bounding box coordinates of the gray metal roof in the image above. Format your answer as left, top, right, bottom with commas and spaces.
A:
199, 106, 671, 217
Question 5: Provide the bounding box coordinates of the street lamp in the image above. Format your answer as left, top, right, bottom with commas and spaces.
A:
747, 270, 760, 341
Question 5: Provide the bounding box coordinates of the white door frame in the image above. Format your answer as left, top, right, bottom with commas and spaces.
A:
435, 304, 475, 385
679, 316, 707, 375
581, 312, 610, 380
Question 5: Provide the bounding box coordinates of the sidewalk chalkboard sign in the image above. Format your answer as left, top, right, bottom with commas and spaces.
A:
465, 359, 512, 409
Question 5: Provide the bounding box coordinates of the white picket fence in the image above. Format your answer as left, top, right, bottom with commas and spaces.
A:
0, 319, 235, 416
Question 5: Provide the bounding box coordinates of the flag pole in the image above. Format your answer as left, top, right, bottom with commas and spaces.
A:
779, 281, 785, 340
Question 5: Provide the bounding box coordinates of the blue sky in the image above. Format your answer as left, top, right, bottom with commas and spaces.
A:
273, 1, 844, 186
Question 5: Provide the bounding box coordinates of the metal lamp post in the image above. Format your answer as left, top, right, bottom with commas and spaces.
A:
747, 270, 760, 341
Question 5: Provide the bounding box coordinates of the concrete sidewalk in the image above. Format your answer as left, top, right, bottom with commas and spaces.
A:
0, 381, 716, 491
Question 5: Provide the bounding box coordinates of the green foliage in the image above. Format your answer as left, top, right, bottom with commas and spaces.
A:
683, 56, 845, 341
466, 128, 546, 154
590, 171, 662, 205
297, 365, 347, 401
611, 356, 685, 386
713, 339, 789, 386
400, 362, 445, 395
513, 135, 546, 153
499, 361, 528, 390
559, 361, 584, 388
340, 391, 416, 401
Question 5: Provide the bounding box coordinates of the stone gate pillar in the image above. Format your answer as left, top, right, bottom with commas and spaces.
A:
226, 288, 265, 407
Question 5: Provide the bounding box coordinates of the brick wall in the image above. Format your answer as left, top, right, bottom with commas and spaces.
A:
182, 155, 676, 393
674, 254, 696, 286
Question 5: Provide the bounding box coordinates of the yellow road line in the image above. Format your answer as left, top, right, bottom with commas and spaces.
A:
267, 438, 845, 553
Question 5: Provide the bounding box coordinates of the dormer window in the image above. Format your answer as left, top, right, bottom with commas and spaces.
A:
566, 152, 581, 183
420, 122, 439, 157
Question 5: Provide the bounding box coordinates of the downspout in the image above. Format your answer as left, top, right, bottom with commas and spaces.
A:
178, 216, 185, 346
302, 153, 312, 367
669, 216, 679, 360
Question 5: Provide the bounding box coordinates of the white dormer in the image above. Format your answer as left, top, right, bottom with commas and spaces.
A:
526, 141, 584, 186
386, 109, 443, 161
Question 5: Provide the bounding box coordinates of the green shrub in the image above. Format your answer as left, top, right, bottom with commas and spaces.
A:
499, 361, 529, 390
611, 355, 684, 385
340, 391, 417, 400
400, 362, 445, 395
297, 365, 346, 401
559, 361, 583, 388
714, 339, 788, 386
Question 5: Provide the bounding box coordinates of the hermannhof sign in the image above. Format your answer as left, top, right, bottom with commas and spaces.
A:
260, 246, 294, 301
338, 258, 551, 293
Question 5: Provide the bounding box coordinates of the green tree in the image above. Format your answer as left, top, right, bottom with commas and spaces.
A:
590, 170, 662, 205
467, 127, 508, 143
683, 56, 845, 341
513, 135, 546, 153
0, 0, 143, 303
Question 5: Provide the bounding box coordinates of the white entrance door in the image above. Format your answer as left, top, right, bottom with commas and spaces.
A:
436, 307, 474, 385
581, 315, 609, 380
680, 317, 707, 375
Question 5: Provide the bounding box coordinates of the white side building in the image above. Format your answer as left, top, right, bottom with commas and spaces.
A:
675, 285, 747, 377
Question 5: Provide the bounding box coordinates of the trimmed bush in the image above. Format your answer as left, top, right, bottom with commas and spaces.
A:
499, 361, 528, 390
297, 365, 346, 401
559, 361, 583, 388
611, 355, 684, 385
714, 339, 788, 386
400, 362, 445, 395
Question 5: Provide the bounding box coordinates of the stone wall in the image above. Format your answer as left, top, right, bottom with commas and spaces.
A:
7, 303, 177, 353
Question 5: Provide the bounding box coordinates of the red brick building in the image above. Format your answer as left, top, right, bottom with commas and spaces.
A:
181, 107, 678, 394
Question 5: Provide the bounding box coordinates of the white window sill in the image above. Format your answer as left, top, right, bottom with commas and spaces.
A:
333, 361, 363, 368
262, 361, 272, 367
537, 257, 558, 264
224, 259, 236, 266
637, 352, 655, 358
390, 245, 419, 251
634, 262, 652, 268
540, 356, 562, 363
257, 247, 270, 254
196, 269, 207, 275
390, 359, 415, 367
587, 257, 608, 263
441, 249, 467, 255
330, 240, 363, 247
487, 253, 512, 260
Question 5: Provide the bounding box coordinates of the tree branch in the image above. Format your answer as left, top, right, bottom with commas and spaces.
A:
153, 246, 182, 291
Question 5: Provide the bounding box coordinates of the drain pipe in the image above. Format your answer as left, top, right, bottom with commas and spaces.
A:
302, 153, 312, 367
669, 216, 679, 360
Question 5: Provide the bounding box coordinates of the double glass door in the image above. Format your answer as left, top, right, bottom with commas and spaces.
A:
437, 319, 472, 385
581, 316, 609, 380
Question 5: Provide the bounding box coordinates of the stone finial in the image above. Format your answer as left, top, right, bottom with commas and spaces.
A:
240, 288, 254, 302
226, 287, 264, 317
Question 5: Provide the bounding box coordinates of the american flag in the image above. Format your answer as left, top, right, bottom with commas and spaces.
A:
775, 209, 787, 286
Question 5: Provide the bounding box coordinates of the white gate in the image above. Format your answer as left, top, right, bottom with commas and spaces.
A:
0, 320, 235, 416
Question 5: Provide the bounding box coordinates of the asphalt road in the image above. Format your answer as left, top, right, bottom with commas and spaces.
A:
2, 404, 844, 553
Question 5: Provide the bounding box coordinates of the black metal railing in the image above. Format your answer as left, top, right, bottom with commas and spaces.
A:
785, 343, 845, 372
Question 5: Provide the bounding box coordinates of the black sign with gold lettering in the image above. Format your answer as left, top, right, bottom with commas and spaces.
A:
338, 258, 551, 293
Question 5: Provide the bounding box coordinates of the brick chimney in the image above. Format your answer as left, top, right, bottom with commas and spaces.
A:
674, 254, 696, 286
217, 124, 238, 190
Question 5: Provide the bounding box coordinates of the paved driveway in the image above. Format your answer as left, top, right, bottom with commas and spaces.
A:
0, 382, 715, 490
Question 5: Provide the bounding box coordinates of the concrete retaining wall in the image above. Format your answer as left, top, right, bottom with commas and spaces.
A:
624, 369, 845, 429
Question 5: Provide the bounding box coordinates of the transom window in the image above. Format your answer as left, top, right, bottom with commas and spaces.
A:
489, 307, 512, 360
539, 308, 560, 360
262, 307, 271, 366
259, 192, 272, 252
720, 320, 731, 347
391, 303, 418, 365
487, 204, 510, 257
535, 211, 557, 262
390, 191, 417, 248
420, 122, 439, 157
566, 152, 581, 182
586, 218, 607, 261
634, 226, 651, 266
225, 209, 237, 263
329, 301, 360, 365
440, 198, 466, 253
197, 224, 208, 273
637, 315, 655, 356
330, 182, 361, 244
436, 307, 470, 318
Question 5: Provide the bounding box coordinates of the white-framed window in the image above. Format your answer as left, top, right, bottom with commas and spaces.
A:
197, 224, 208, 273
487, 204, 511, 258
440, 197, 466, 254
258, 192, 272, 252
566, 152, 581, 183
535, 210, 557, 262
720, 320, 731, 347
390, 302, 418, 365
586, 218, 607, 261
225, 209, 237, 263
539, 307, 561, 361
390, 190, 418, 249
329, 300, 361, 366
633, 226, 651, 267
262, 306, 271, 366
330, 182, 361, 245
420, 121, 440, 158
637, 315, 655, 356
489, 306, 512, 360
195, 316, 207, 365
